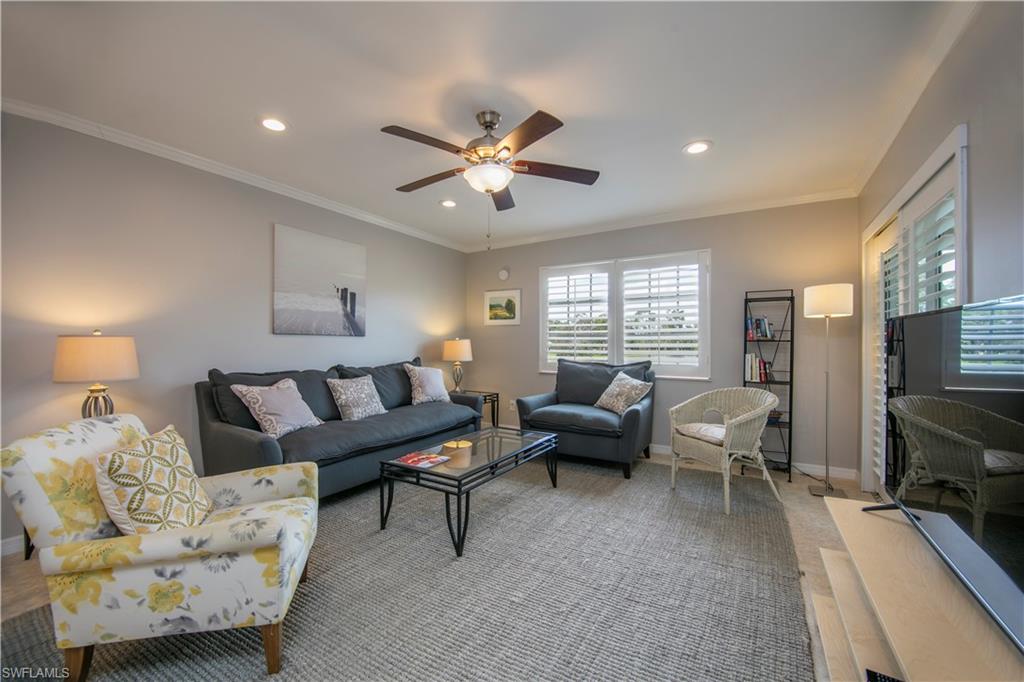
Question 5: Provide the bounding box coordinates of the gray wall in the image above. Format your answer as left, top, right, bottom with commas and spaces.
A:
1, 114, 466, 539
858, 2, 1024, 303
463, 199, 862, 475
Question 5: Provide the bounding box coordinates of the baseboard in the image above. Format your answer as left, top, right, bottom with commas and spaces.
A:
790, 462, 859, 482
650, 444, 672, 456
2, 534, 23, 557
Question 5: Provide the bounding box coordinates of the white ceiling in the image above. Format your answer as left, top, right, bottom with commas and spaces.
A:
2, 2, 972, 251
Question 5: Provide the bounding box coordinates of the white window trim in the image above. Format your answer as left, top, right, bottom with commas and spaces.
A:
858, 124, 968, 493
539, 249, 711, 380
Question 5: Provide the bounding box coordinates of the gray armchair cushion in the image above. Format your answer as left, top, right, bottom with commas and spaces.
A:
555, 359, 652, 405
334, 357, 421, 410
524, 403, 622, 437
209, 368, 341, 429
277, 401, 478, 464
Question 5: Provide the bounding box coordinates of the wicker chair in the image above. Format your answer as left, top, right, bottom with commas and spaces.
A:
888, 395, 1024, 541
669, 387, 781, 514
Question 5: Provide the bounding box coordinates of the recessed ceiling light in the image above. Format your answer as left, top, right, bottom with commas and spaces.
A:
439, 199, 457, 208
684, 140, 712, 155
261, 118, 287, 132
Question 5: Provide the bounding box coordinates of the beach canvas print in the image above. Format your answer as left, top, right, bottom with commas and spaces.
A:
274, 224, 366, 336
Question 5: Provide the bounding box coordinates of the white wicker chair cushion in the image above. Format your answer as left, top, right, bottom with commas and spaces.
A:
984, 448, 1024, 476
675, 423, 726, 446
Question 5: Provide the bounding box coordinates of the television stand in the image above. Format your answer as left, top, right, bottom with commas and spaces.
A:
812, 498, 1023, 681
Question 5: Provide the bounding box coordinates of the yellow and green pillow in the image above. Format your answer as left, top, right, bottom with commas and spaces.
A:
94, 426, 212, 535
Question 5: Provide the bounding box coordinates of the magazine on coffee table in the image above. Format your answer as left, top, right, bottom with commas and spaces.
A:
396, 452, 449, 468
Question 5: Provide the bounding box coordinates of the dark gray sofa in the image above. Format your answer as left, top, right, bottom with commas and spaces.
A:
195, 359, 483, 498
517, 359, 655, 478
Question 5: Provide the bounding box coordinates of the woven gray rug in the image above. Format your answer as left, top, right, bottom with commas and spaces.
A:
2, 460, 812, 681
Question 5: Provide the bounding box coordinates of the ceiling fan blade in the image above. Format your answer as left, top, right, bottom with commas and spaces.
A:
495, 111, 563, 157
395, 168, 465, 192
491, 187, 515, 211
513, 160, 599, 185
381, 125, 470, 157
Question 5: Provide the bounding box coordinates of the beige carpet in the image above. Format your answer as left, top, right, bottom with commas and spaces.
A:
1, 459, 812, 681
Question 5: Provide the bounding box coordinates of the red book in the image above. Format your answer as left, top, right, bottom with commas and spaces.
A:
396, 452, 450, 468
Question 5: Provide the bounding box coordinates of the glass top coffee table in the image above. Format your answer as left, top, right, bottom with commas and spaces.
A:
379, 427, 558, 557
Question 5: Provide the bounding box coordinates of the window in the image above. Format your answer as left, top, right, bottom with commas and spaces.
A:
540, 250, 710, 378
542, 264, 611, 366
959, 296, 1024, 376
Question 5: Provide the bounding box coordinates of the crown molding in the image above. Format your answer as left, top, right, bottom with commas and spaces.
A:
853, 1, 980, 194
1, 98, 467, 252
463, 187, 859, 252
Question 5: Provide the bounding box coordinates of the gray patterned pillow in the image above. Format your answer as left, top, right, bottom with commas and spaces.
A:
230, 378, 322, 438
595, 372, 653, 415
327, 376, 387, 420
404, 364, 450, 405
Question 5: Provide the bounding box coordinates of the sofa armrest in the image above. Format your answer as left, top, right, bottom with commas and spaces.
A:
516, 392, 558, 428
200, 462, 318, 506
449, 392, 484, 417
39, 518, 286, 576
201, 419, 284, 474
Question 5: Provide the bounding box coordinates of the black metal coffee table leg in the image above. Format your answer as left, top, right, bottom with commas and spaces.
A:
545, 449, 558, 488
444, 492, 471, 557
379, 477, 394, 530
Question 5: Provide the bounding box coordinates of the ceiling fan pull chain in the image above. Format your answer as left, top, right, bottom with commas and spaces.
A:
486, 201, 492, 251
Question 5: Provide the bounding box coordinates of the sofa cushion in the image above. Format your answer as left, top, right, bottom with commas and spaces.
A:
675, 422, 726, 446
525, 403, 622, 437
231, 379, 323, 438
209, 368, 340, 429
334, 357, 421, 410
277, 401, 479, 464
984, 448, 1024, 476
595, 372, 654, 415
555, 359, 652, 406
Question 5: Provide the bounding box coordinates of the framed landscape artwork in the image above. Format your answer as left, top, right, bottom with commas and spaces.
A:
273, 224, 366, 336
485, 289, 521, 326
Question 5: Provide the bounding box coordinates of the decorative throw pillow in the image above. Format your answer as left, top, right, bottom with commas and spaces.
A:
595, 371, 653, 415
404, 364, 450, 405
94, 425, 213, 535
230, 378, 322, 438
327, 376, 388, 420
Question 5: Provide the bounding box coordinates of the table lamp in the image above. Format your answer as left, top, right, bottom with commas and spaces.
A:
804, 283, 853, 498
442, 338, 473, 392
53, 329, 139, 418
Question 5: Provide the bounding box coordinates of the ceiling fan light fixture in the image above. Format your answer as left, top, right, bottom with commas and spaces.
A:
463, 162, 514, 194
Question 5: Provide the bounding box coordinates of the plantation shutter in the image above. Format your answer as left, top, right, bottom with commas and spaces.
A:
543, 265, 611, 367
898, 159, 960, 314
621, 262, 701, 366
960, 298, 1024, 376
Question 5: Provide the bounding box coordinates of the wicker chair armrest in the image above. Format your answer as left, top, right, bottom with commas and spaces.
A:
669, 395, 708, 427
723, 401, 776, 453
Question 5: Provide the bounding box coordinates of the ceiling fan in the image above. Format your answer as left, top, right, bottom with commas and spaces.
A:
381, 110, 599, 211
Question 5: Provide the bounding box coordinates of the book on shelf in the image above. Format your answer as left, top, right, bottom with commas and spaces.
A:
396, 452, 450, 468
745, 316, 776, 340
744, 354, 776, 382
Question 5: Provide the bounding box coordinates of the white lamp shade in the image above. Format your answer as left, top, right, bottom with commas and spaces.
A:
804, 283, 854, 318
442, 338, 473, 362
463, 163, 514, 194
53, 335, 140, 383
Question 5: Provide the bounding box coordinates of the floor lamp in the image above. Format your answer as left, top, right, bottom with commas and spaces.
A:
804, 283, 853, 498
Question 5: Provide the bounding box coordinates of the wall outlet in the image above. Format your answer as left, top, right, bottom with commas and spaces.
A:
508, 399, 516, 414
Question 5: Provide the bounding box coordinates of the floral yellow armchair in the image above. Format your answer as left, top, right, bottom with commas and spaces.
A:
1, 414, 317, 681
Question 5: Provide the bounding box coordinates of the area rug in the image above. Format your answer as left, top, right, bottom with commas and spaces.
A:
1, 460, 812, 680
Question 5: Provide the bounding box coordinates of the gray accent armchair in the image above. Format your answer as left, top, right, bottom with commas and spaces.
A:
889, 395, 1024, 541
517, 360, 655, 479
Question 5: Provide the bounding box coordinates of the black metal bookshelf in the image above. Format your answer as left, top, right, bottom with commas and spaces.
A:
743, 289, 795, 481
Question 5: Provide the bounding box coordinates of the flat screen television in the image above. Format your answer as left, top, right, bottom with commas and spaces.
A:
884, 293, 1024, 654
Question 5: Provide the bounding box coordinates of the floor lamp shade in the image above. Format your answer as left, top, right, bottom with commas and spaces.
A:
443, 338, 472, 392
804, 283, 854, 318
53, 333, 139, 418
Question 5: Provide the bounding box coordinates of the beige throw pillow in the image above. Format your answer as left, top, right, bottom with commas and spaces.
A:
404, 364, 450, 405
94, 425, 213, 535
327, 376, 388, 420
230, 378, 321, 438
595, 371, 653, 415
